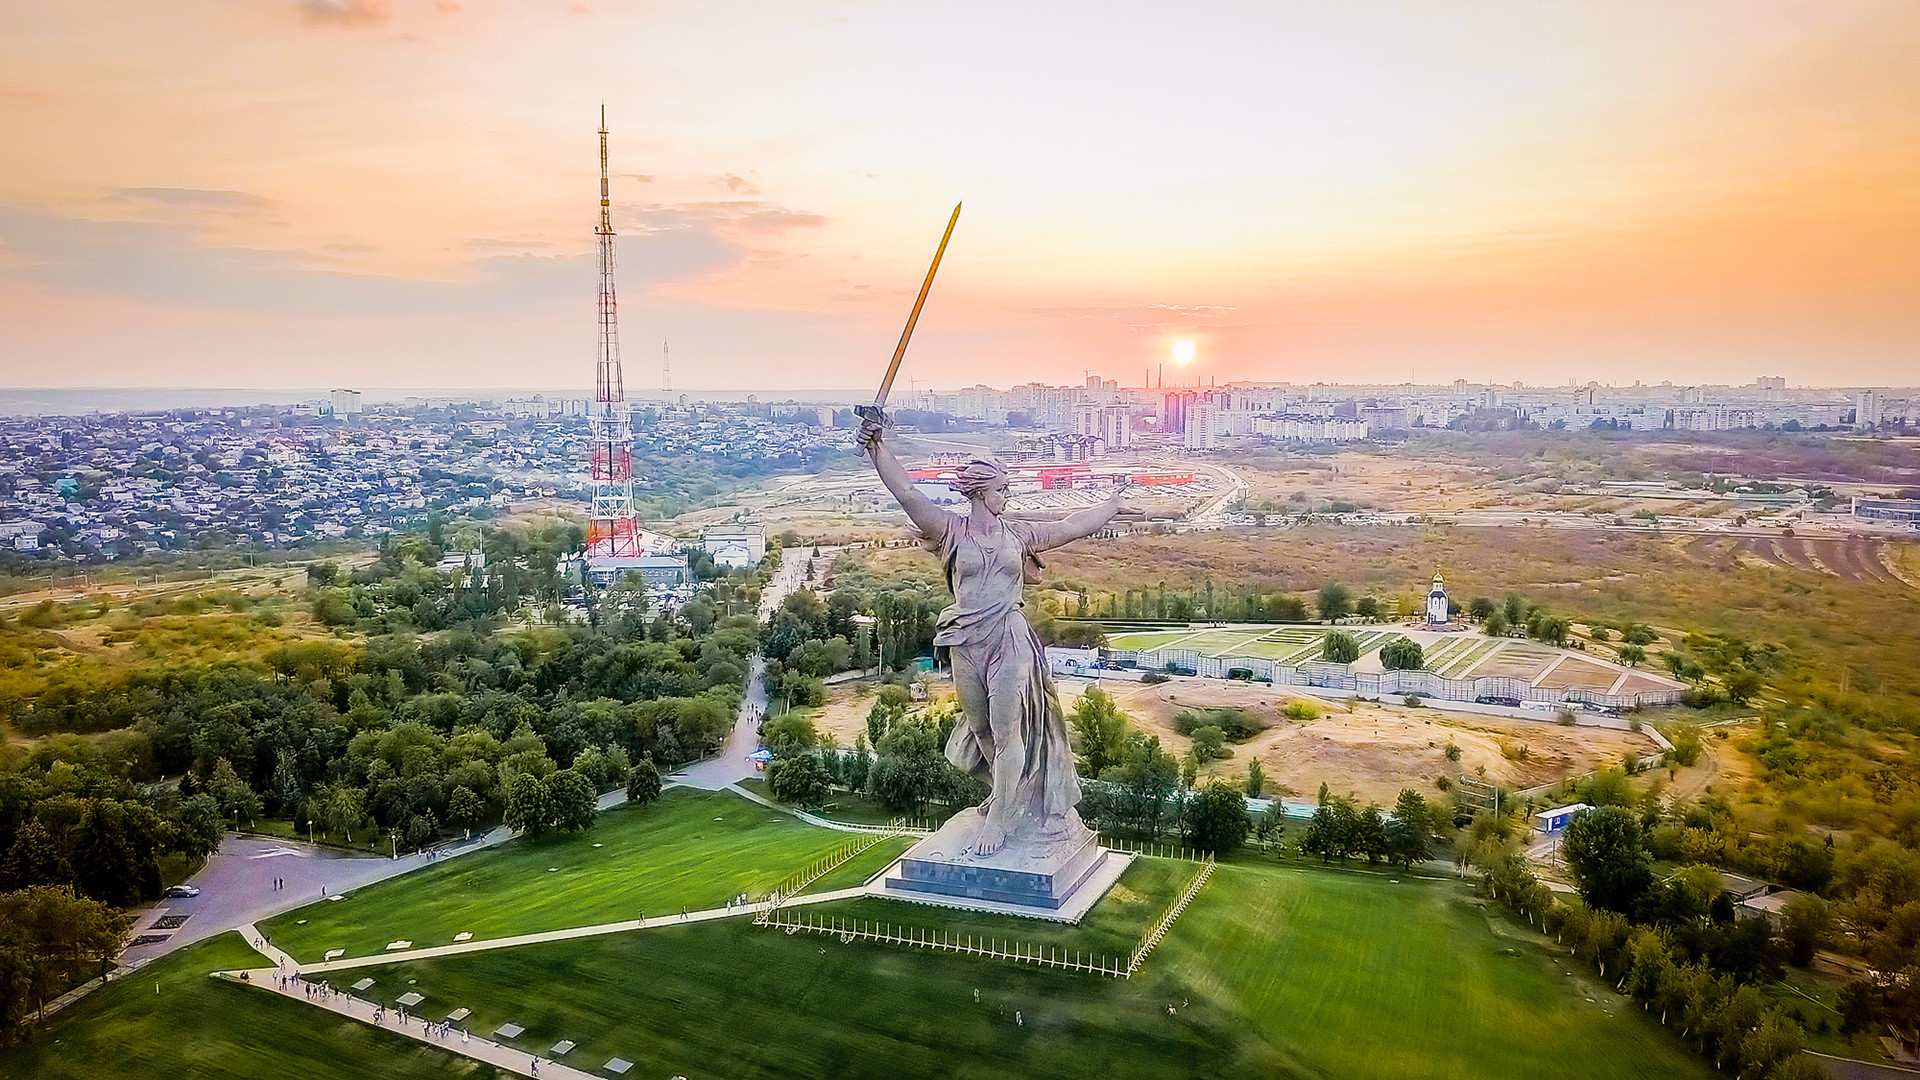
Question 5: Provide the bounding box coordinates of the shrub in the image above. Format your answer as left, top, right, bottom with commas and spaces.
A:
1189, 725, 1230, 762
1283, 699, 1321, 721
1322, 631, 1361, 664
625, 760, 662, 806
1403, 694, 1424, 708
1558, 708, 1577, 725
1141, 671, 1171, 684
1174, 707, 1262, 742
1380, 637, 1424, 671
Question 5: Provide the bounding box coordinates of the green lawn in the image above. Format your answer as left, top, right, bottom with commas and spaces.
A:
0, 932, 509, 1080
739, 777, 962, 829
1177, 630, 1273, 655
346, 861, 1713, 1080
1105, 630, 1199, 651
259, 787, 896, 963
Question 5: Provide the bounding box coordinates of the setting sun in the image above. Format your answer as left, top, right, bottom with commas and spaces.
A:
1172, 340, 1197, 365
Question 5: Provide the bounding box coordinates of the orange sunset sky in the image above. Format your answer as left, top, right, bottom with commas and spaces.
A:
1, 1, 1916, 393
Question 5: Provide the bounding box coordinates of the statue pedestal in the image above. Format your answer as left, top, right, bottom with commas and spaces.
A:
879, 812, 1132, 923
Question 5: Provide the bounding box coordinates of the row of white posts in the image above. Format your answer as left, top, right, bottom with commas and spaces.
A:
757, 821, 911, 916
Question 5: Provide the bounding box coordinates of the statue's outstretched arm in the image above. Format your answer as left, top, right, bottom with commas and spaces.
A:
859, 414, 949, 538
1020, 486, 1125, 552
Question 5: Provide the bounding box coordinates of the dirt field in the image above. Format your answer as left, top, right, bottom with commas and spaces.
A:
1685, 535, 1914, 588
1058, 676, 1660, 806
806, 682, 886, 745
1234, 451, 1500, 513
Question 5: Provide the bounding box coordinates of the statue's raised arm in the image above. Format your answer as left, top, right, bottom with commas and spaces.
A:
856, 409, 950, 538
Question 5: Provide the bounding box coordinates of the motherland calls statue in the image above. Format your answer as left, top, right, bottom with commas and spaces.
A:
858, 410, 1125, 857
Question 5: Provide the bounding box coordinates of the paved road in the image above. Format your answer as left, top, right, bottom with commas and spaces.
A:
121, 784, 637, 970
674, 657, 767, 791
119, 829, 514, 969
675, 546, 822, 792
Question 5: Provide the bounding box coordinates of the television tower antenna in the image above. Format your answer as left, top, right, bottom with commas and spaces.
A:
662, 338, 670, 393
587, 105, 640, 561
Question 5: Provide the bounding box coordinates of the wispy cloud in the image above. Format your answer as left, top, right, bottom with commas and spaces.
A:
298, 0, 390, 29
0, 204, 745, 317
114, 188, 271, 214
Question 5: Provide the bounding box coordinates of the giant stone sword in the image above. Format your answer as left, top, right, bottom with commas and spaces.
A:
854, 202, 962, 451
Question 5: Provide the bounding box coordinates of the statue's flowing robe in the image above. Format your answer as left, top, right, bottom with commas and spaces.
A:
920, 512, 1084, 829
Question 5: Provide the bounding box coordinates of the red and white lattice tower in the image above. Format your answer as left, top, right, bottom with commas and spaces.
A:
587, 107, 640, 558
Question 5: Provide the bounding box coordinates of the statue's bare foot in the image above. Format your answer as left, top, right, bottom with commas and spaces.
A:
969, 821, 1007, 856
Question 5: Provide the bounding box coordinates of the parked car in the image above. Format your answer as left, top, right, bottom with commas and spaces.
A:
1475, 695, 1523, 708
164, 884, 200, 898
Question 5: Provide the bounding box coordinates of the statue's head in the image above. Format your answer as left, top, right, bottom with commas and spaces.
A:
950, 457, 1009, 514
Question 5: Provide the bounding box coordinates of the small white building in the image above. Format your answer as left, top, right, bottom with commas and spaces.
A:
1425, 573, 1449, 626
699, 524, 766, 569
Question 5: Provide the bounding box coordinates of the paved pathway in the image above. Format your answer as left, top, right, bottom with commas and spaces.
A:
287, 885, 872, 975
120, 829, 512, 969
122, 785, 638, 971
224, 966, 603, 1080
724, 782, 926, 836
673, 546, 826, 792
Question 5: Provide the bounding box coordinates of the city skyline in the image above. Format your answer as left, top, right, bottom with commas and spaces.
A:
2, 2, 1917, 392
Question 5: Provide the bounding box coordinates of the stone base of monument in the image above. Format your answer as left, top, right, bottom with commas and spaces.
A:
876, 813, 1134, 924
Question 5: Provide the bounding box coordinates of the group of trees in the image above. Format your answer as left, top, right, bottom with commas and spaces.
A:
1298, 789, 1442, 868
762, 695, 987, 819
0, 522, 763, 918
1455, 592, 1574, 647
0, 885, 127, 1044
1470, 807, 1826, 1080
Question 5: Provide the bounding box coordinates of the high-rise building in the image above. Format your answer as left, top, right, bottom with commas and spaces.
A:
1097, 405, 1131, 450
329, 388, 362, 416
1163, 390, 1195, 435
1184, 403, 1218, 450
1857, 390, 1883, 429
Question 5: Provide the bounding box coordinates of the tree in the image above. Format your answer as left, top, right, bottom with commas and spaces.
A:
1781, 893, 1833, 966
1503, 593, 1527, 626
1354, 804, 1389, 863
1485, 610, 1509, 637
546, 769, 598, 832
446, 786, 484, 829
768, 754, 832, 807
1069, 685, 1130, 778
625, 760, 663, 807
1183, 779, 1251, 856
1188, 725, 1228, 763
0, 885, 129, 1039
1317, 582, 1353, 623
1563, 806, 1654, 914
0, 822, 71, 891
1387, 789, 1430, 867
1617, 644, 1646, 667
1380, 637, 1424, 671
1468, 596, 1495, 621
503, 772, 553, 835
761, 711, 819, 757
1245, 758, 1266, 798
1322, 631, 1361, 664
1354, 596, 1381, 621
